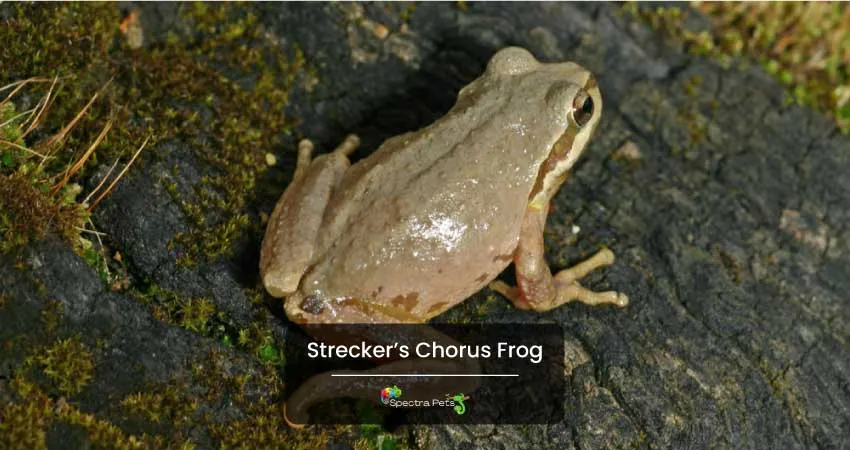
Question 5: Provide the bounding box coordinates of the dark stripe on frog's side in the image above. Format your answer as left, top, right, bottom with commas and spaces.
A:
584, 75, 598, 91
527, 126, 577, 206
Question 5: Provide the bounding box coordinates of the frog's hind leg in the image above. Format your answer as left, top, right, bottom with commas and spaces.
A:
488, 205, 628, 311
282, 298, 481, 428
260, 135, 360, 298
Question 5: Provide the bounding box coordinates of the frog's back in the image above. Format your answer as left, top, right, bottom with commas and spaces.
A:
303, 67, 563, 318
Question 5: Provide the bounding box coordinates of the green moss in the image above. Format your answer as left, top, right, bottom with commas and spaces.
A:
399, 3, 417, 23
2, 372, 154, 449
0, 102, 24, 143
120, 386, 198, 426
356, 421, 403, 450
40, 299, 65, 335
0, 3, 118, 78
0, 376, 53, 449
140, 4, 307, 267
132, 284, 227, 338
81, 242, 111, 284
37, 337, 95, 396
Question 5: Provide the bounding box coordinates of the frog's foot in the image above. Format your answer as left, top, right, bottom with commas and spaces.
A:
550, 249, 628, 308
550, 280, 628, 307
490, 279, 625, 309
494, 247, 628, 311
292, 134, 358, 180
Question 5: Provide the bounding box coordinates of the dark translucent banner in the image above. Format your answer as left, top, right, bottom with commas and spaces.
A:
281, 323, 564, 425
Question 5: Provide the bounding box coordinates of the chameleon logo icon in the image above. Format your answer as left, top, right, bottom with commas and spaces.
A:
380, 386, 402, 405
448, 393, 469, 415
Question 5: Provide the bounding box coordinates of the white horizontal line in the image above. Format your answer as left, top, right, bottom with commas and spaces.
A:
330, 374, 518, 377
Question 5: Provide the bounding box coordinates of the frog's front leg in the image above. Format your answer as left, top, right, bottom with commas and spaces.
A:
260, 135, 360, 297
489, 205, 628, 311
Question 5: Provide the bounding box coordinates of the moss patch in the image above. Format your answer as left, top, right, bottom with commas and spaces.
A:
120, 385, 198, 427
1, 2, 310, 266
626, 3, 850, 134
2, 367, 152, 449
36, 336, 95, 396
0, 172, 87, 253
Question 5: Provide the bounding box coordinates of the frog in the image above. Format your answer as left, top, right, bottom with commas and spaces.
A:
261, 46, 630, 427
260, 47, 628, 324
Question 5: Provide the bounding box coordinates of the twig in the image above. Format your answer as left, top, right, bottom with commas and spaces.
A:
0, 77, 53, 93
88, 135, 149, 211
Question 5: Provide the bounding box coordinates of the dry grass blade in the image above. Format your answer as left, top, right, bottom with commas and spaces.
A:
86, 218, 110, 279
22, 76, 60, 140
88, 135, 149, 211
0, 106, 37, 130
0, 76, 53, 104
0, 138, 50, 160
51, 119, 113, 194
40, 77, 113, 150
82, 158, 120, 206
75, 226, 107, 237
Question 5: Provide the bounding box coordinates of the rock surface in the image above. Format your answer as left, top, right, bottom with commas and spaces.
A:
2, 2, 849, 449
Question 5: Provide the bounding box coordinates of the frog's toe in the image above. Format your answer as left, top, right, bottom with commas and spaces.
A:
334, 134, 360, 156
613, 292, 629, 307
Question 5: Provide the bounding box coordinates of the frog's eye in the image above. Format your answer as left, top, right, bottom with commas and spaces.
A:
572, 91, 594, 127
